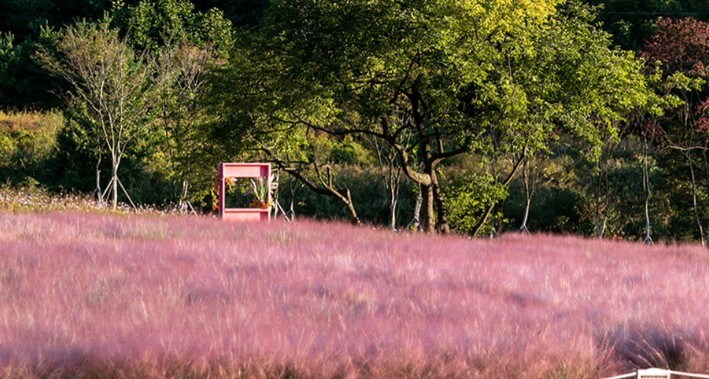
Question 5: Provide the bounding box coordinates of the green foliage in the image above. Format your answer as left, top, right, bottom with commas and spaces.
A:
0, 0, 111, 42
150, 43, 230, 206
446, 172, 509, 235
502, 154, 583, 233
112, 0, 233, 56
215, 0, 653, 232
0, 0, 109, 109
0, 110, 63, 185
0, 25, 64, 109
304, 135, 376, 166
101, 0, 235, 207
0, 32, 13, 60
192, 0, 268, 27
51, 115, 101, 192
38, 17, 168, 208
518, 1, 657, 161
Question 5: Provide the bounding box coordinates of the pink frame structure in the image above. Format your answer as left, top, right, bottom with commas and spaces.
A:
218, 162, 272, 221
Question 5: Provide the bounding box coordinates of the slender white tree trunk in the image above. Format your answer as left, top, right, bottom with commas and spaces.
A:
388, 166, 401, 231
111, 153, 120, 210
687, 154, 705, 246
519, 157, 531, 234
408, 191, 423, 232
642, 135, 653, 245
94, 153, 102, 205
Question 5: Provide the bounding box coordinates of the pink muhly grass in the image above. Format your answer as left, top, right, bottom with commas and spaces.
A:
0, 211, 707, 378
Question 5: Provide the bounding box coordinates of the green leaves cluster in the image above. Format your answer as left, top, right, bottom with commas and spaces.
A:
112, 0, 233, 56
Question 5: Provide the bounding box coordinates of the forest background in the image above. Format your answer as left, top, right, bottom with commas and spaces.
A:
1, 0, 709, 242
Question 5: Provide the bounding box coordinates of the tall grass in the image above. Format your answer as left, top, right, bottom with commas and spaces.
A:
0, 212, 707, 378
0, 185, 101, 213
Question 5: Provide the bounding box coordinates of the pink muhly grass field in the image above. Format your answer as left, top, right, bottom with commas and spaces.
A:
0, 212, 707, 378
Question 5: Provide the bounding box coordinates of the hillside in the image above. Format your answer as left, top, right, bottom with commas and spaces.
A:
0, 212, 707, 378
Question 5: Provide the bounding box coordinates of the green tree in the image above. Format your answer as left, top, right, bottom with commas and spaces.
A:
112, 0, 233, 56
215, 0, 561, 233
192, 0, 268, 27
507, 2, 658, 238
0, 26, 66, 110
214, 0, 655, 234
108, 0, 233, 209
38, 18, 165, 209
153, 41, 225, 210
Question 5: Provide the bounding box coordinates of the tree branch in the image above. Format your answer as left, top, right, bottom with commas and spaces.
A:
263, 147, 361, 224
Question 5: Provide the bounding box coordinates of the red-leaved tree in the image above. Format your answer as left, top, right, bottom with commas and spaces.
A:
641, 17, 709, 244
641, 17, 708, 77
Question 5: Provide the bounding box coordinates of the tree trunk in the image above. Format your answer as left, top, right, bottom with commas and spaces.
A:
420, 183, 435, 234
431, 170, 450, 234
407, 190, 423, 232
343, 188, 361, 225
264, 148, 361, 224
94, 153, 102, 205
383, 148, 402, 231
642, 135, 653, 245
519, 157, 531, 234
388, 165, 402, 231
111, 158, 119, 210
687, 154, 705, 246
472, 203, 496, 238
593, 155, 608, 239
594, 198, 606, 238
521, 197, 531, 234
389, 190, 398, 231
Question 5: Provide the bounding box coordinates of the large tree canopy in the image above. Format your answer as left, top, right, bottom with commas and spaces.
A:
212, 0, 655, 233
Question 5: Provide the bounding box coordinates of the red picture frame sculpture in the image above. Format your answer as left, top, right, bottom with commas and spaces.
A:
218, 162, 272, 221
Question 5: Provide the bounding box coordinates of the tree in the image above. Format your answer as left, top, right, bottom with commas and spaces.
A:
153, 42, 219, 211
112, 0, 233, 56
642, 17, 709, 77
641, 17, 709, 244
472, 1, 659, 237
583, 0, 709, 50
213, 0, 655, 234
366, 136, 405, 230
0, 0, 112, 110
108, 0, 233, 209
0, 0, 111, 43
38, 18, 164, 209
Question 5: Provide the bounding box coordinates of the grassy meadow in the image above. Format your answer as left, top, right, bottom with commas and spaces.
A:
0, 210, 707, 378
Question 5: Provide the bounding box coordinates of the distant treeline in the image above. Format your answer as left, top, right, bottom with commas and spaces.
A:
1, 0, 709, 242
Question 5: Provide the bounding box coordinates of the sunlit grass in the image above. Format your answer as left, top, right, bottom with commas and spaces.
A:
0, 211, 707, 378
0, 185, 177, 215
0, 110, 63, 133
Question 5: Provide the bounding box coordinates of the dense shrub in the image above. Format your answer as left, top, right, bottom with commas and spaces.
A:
0, 110, 63, 185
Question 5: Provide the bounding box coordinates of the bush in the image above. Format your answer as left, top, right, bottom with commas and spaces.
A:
445, 171, 509, 235
0, 110, 63, 185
